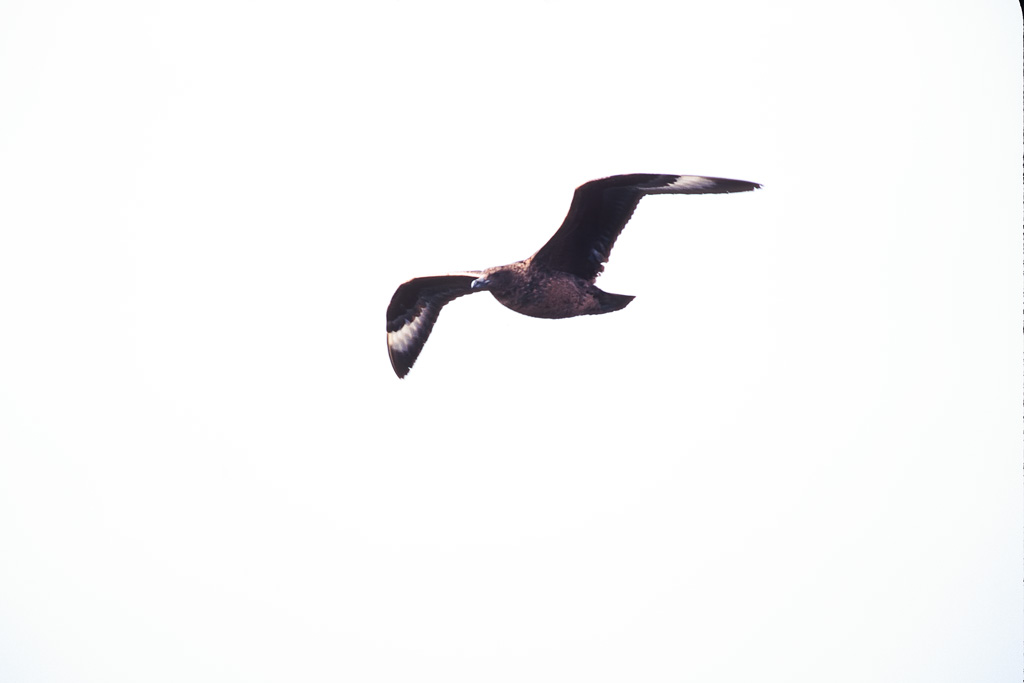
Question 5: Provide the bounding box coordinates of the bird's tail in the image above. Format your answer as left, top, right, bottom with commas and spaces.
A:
596, 291, 635, 314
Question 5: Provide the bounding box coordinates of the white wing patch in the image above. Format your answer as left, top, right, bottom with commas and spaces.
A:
387, 304, 433, 353
663, 175, 717, 191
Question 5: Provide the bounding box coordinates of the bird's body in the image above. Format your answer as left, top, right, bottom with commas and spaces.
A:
386, 173, 761, 377
478, 259, 632, 319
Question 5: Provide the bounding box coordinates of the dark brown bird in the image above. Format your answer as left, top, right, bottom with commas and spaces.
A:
386, 173, 761, 377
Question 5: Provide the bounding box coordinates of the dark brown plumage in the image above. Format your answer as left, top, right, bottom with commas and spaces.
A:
386, 173, 761, 377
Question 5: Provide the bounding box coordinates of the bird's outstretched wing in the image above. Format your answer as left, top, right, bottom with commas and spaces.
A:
386, 273, 481, 378
531, 174, 762, 281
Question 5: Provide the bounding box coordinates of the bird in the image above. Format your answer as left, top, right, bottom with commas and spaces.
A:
386, 173, 761, 378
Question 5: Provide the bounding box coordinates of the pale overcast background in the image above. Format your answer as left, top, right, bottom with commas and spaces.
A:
0, 1, 1020, 682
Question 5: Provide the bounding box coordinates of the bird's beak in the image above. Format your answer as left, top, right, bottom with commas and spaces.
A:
470, 277, 490, 290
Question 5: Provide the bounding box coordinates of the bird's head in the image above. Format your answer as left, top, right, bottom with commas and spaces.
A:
471, 268, 516, 293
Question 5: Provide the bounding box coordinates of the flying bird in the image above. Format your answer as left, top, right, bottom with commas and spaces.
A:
386, 173, 761, 378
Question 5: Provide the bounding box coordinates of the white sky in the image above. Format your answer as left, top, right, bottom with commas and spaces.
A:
0, 1, 1021, 681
